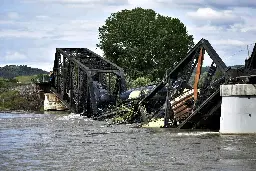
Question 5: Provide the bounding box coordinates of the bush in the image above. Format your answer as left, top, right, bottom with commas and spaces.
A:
0, 89, 42, 111
128, 76, 152, 88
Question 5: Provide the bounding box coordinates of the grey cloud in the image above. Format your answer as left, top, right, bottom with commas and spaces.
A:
7, 12, 20, 19
0, 17, 103, 41
206, 0, 256, 10
24, 0, 129, 6
156, 0, 256, 9
187, 23, 256, 66
103, 0, 128, 6
242, 27, 256, 34
156, 0, 204, 9
0, 29, 50, 39
1, 52, 28, 63
187, 7, 244, 28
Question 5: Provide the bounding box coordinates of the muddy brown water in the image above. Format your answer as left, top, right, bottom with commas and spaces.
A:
0, 112, 256, 171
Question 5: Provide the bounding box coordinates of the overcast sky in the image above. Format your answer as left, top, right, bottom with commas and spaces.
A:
0, 0, 256, 71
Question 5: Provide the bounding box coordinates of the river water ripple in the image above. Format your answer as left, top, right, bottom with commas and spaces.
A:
0, 112, 256, 171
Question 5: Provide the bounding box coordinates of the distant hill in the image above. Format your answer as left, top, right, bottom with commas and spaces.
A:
0, 65, 48, 79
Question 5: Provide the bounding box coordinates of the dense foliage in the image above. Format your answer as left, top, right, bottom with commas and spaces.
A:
0, 65, 48, 111
0, 78, 43, 111
0, 65, 48, 79
127, 76, 152, 88
0, 77, 18, 89
97, 7, 194, 81
0, 89, 42, 111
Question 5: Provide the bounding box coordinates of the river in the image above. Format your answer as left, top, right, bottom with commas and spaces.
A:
0, 112, 256, 171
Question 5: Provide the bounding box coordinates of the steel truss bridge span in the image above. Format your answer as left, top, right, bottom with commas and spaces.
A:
51, 48, 126, 117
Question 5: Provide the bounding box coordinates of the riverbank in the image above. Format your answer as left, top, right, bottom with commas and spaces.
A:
0, 109, 73, 115
0, 109, 44, 114
0, 83, 43, 112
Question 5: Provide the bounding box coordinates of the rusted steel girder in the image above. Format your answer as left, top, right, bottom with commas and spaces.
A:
193, 48, 204, 101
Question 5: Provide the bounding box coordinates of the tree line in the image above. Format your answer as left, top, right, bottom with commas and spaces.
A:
0, 65, 48, 79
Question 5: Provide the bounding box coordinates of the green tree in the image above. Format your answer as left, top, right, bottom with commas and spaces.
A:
128, 76, 152, 88
97, 7, 194, 81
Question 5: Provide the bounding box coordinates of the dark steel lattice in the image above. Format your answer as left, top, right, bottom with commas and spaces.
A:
51, 48, 126, 117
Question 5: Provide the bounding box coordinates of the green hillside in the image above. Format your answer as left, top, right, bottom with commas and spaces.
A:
0, 65, 48, 79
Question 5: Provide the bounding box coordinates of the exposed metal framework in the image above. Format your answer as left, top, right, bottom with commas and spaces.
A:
136, 38, 256, 130
52, 48, 126, 117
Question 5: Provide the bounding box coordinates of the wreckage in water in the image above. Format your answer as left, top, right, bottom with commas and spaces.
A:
37, 38, 256, 131
134, 38, 256, 130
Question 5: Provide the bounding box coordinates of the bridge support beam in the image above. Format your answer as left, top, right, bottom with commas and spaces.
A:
220, 84, 256, 134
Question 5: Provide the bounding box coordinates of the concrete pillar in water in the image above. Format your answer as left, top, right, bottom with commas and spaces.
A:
44, 93, 67, 111
220, 84, 256, 134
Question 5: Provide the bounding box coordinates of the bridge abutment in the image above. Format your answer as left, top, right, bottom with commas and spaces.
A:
44, 93, 68, 111
220, 84, 256, 134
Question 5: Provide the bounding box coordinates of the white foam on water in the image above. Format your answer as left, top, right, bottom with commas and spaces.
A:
57, 113, 88, 121
223, 146, 240, 151
176, 131, 219, 136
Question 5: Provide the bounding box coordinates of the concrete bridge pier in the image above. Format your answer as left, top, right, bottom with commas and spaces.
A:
220, 84, 256, 134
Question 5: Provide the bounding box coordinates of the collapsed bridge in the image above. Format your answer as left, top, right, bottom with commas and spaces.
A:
41, 38, 256, 130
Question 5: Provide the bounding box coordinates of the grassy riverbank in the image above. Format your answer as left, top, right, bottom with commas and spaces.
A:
0, 89, 43, 112
0, 65, 49, 112
0, 77, 43, 112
